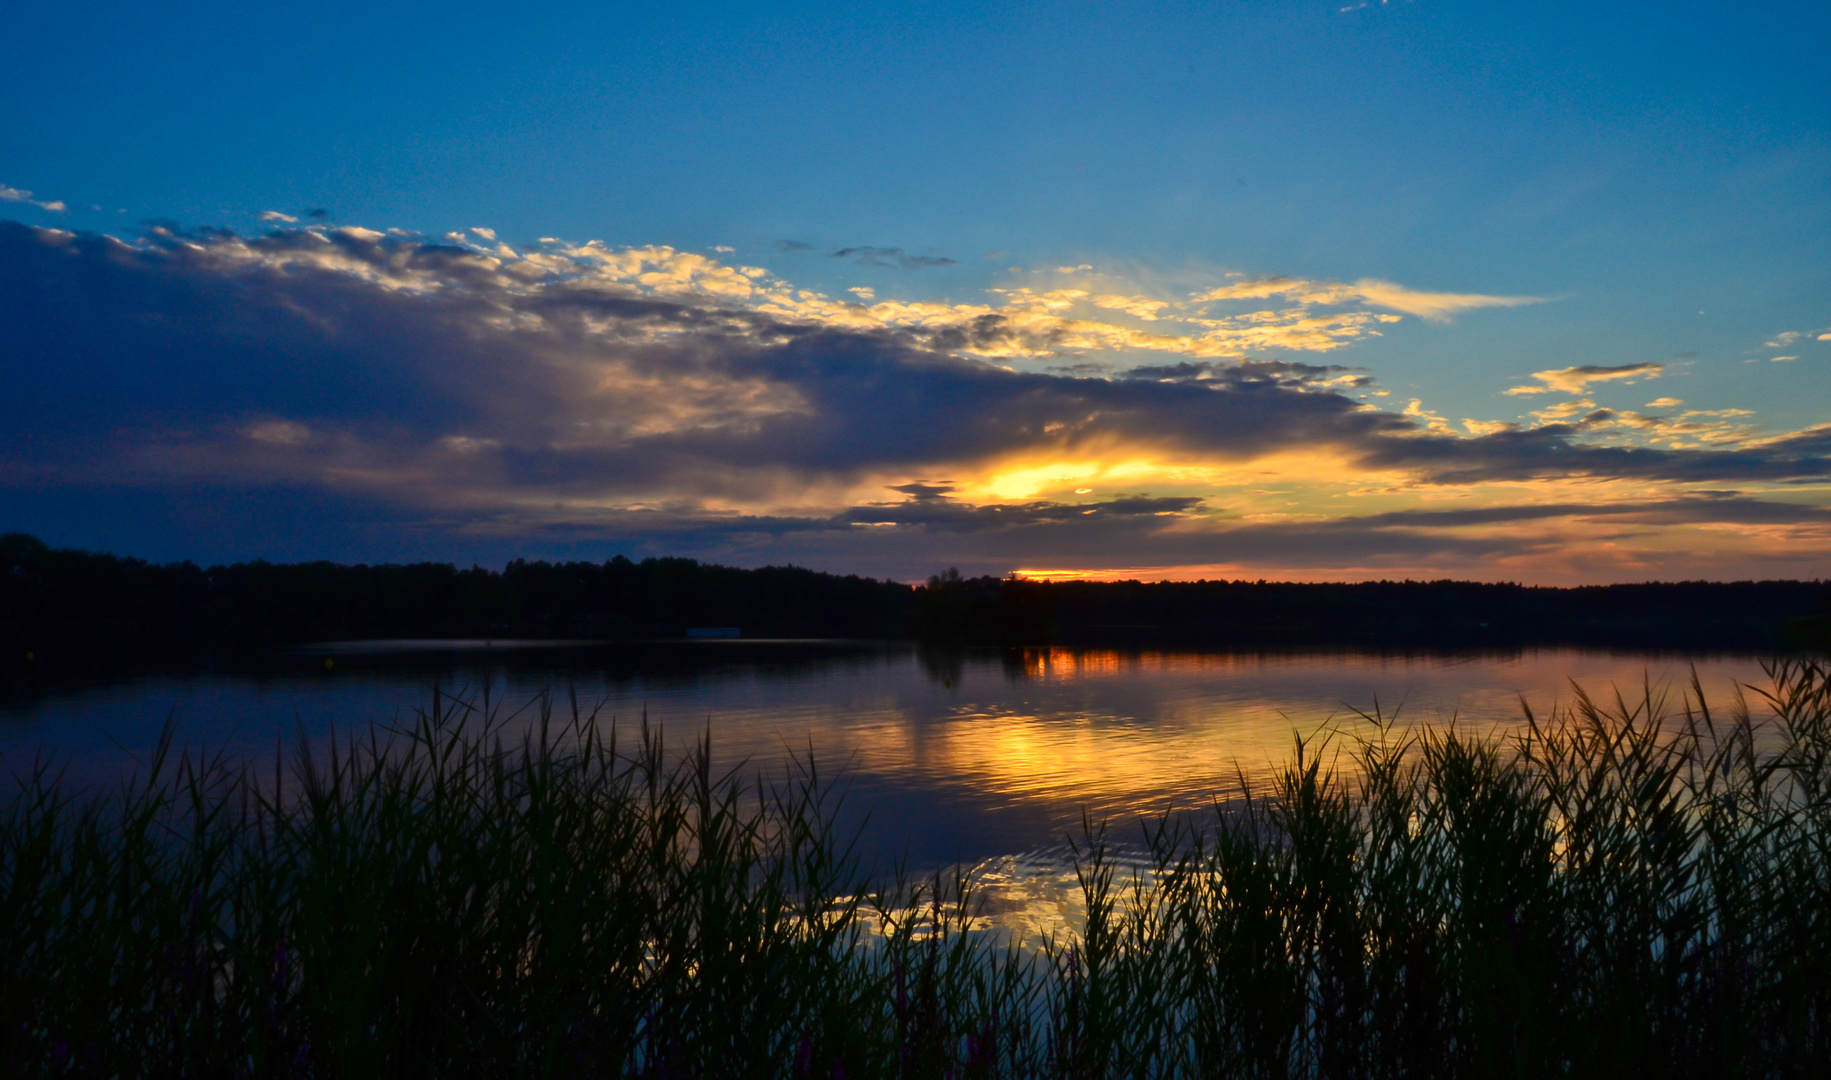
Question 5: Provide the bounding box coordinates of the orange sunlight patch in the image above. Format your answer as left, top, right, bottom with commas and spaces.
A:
1012, 565, 1254, 583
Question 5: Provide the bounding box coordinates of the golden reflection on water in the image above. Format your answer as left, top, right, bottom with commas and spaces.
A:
682, 647, 1776, 839
839, 647, 1779, 950
852, 850, 1157, 955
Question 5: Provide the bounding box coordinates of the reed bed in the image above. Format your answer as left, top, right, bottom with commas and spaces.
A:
4, 661, 1830, 1078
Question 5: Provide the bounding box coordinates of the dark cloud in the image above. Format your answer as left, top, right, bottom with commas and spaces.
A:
1563, 363, 1655, 377
841, 493, 1205, 534
1334, 495, 1831, 529
1, 219, 1828, 571
671, 501, 1551, 578
408, 493, 1524, 579
1121, 359, 1373, 389
889, 482, 957, 500
772, 239, 814, 253
830, 246, 957, 269
1363, 424, 1831, 486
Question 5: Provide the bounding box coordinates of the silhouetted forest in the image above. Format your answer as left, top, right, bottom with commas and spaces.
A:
3, 534, 1827, 662
0, 534, 912, 655
915, 568, 1831, 651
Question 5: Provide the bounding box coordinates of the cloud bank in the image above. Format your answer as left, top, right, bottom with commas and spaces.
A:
1, 219, 1826, 580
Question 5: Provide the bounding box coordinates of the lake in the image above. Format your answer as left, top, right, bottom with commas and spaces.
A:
0, 640, 1774, 866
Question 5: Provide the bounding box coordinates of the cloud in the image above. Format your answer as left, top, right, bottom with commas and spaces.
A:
1766, 331, 1801, 348
915, 286, 1395, 359
818, 490, 1831, 582
245, 420, 313, 446
1356, 418, 1831, 487
177, 244, 1520, 367
830, 246, 957, 269
3, 222, 1808, 501
841, 491, 1205, 534
1118, 359, 1372, 391
889, 481, 957, 500
2, 219, 1827, 577
0, 223, 1422, 498
0, 184, 67, 213
1190, 276, 1540, 323
1646, 397, 1683, 408
1510, 398, 1760, 451
1340, 279, 1542, 323
1505, 362, 1664, 395
1529, 398, 1598, 421
1092, 294, 1170, 321
1335, 494, 1831, 530
259, 210, 299, 224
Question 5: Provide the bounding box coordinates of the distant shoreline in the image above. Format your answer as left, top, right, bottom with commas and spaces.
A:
5, 533, 1828, 661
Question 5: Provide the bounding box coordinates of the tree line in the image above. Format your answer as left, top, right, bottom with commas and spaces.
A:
3, 534, 1825, 660
916, 568, 1831, 650
0, 534, 914, 655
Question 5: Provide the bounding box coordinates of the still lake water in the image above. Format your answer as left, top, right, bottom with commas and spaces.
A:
1, 641, 1775, 870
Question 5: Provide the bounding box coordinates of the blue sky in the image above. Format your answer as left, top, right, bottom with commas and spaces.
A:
3, 1, 1829, 581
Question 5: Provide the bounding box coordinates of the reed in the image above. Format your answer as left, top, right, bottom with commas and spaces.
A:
4, 661, 1830, 1077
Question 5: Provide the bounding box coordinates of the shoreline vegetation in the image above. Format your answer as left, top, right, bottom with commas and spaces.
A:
5, 661, 1831, 1075
4, 535, 1829, 664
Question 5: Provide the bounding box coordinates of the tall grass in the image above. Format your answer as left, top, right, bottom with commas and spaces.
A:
4, 661, 1830, 1077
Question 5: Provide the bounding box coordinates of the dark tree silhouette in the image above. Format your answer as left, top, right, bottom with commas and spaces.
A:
3, 534, 1825, 665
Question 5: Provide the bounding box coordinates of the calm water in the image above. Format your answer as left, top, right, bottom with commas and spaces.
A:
0, 641, 1775, 871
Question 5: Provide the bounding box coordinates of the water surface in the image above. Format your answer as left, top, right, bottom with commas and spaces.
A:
1, 641, 1773, 872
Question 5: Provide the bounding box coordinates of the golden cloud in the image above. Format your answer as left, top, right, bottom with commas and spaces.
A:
1507, 362, 1664, 396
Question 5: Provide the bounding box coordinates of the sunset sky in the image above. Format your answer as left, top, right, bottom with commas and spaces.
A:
3, 1, 1828, 583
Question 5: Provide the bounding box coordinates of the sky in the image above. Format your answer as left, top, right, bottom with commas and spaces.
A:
2, 0, 1829, 583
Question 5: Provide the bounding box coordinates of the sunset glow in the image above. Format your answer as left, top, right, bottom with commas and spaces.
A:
2, 2, 1826, 583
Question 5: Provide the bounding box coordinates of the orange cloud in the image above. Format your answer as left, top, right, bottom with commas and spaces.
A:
1190, 276, 1540, 323
1507, 362, 1663, 396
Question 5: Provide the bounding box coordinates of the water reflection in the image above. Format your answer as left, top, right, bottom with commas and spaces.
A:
0, 641, 1777, 873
